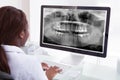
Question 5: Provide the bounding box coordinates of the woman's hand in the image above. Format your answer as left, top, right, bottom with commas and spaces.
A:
46, 66, 62, 80
41, 62, 49, 71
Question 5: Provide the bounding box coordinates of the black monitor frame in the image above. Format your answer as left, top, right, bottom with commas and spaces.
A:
40, 5, 111, 57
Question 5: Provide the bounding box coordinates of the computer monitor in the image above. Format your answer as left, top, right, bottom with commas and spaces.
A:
40, 5, 110, 58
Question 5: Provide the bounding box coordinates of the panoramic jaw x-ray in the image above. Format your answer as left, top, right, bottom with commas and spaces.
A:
43, 8, 106, 52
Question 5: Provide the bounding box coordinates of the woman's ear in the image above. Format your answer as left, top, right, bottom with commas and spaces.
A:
19, 30, 25, 39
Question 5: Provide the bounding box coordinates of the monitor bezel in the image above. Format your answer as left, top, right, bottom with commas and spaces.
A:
40, 5, 111, 58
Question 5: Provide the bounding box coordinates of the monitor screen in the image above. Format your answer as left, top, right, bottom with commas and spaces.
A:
40, 5, 110, 57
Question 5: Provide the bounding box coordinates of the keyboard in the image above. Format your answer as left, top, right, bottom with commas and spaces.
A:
44, 60, 72, 74
54, 71, 101, 80
54, 69, 81, 80
44, 60, 101, 80
78, 75, 101, 80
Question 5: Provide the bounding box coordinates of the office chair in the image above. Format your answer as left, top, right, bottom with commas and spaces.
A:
0, 71, 14, 80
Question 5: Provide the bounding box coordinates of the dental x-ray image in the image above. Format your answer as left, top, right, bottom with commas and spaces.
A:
40, 5, 110, 55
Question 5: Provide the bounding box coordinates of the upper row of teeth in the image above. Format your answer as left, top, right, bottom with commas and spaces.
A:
53, 22, 88, 32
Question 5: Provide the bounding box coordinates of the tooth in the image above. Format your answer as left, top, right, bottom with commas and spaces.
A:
84, 27, 87, 32
57, 25, 60, 30
78, 34, 84, 37
58, 24, 61, 29
64, 24, 66, 30
57, 32, 63, 36
78, 27, 81, 31
80, 28, 84, 32
83, 26, 87, 32
60, 24, 63, 30
81, 34, 84, 37
56, 23, 60, 30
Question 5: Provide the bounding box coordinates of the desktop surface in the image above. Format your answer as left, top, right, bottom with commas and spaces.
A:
53, 62, 120, 80
35, 53, 120, 80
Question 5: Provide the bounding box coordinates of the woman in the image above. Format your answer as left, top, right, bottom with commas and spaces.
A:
0, 6, 61, 80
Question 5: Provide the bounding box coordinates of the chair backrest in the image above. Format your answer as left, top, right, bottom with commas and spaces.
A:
0, 71, 14, 80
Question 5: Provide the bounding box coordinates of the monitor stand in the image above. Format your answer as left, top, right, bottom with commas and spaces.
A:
60, 52, 85, 66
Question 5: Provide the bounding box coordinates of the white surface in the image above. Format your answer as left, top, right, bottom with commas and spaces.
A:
82, 63, 120, 80
0, 0, 22, 8
34, 50, 120, 80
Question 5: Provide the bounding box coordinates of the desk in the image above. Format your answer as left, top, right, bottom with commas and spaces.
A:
35, 54, 120, 80
80, 63, 120, 80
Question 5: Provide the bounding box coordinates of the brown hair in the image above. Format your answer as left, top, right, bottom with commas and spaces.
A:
0, 6, 28, 74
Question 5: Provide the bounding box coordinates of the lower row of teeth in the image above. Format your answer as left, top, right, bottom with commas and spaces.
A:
54, 31, 89, 37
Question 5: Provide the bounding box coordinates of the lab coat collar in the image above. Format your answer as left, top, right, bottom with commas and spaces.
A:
1, 45, 25, 54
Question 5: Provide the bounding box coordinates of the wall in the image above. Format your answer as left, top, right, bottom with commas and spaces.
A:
0, 0, 30, 28
0, 0, 22, 8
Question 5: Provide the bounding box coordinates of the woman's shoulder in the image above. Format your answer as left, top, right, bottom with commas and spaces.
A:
10, 53, 48, 80
2, 45, 37, 62
9, 49, 39, 69
7, 48, 46, 80
2, 45, 38, 71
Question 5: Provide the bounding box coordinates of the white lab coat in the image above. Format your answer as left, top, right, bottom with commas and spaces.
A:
2, 45, 48, 80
